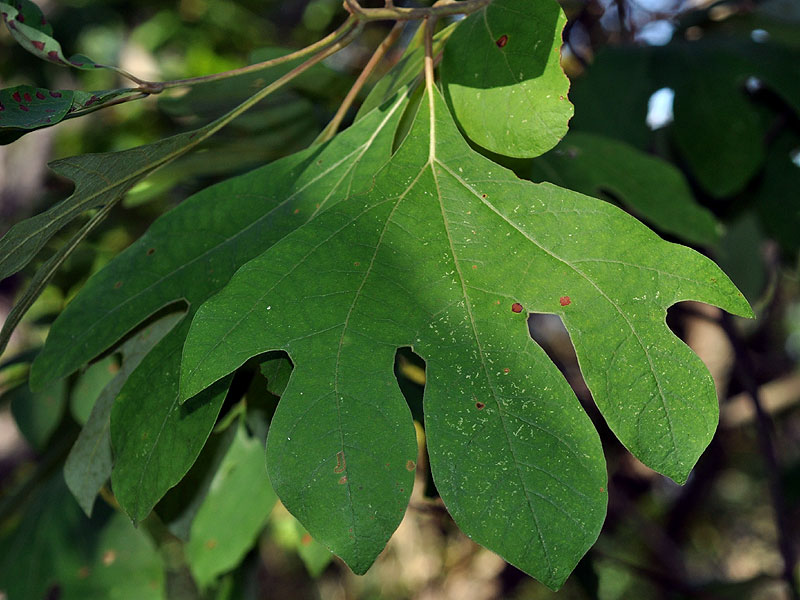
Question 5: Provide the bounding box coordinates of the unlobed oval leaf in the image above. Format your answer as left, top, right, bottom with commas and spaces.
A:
440, 0, 573, 158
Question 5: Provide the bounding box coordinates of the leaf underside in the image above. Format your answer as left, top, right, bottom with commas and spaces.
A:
180, 85, 751, 588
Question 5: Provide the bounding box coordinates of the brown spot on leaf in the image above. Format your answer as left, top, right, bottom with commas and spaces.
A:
205, 539, 217, 549
496, 34, 509, 48
301, 533, 312, 546
406, 460, 416, 471
511, 302, 523, 313
50, 91, 62, 98
600, 487, 605, 493
338, 475, 348, 485
560, 296, 571, 306
503, 368, 510, 374
32, 40, 45, 51
114, 281, 123, 289
147, 248, 155, 255
77, 566, 90, 579
475, 401, 485, 409
334, 450, 346, 473
102, 549, 117, 566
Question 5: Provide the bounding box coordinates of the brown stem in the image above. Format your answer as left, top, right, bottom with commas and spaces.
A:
316, 20, 406, 144
345, 0, 491, 22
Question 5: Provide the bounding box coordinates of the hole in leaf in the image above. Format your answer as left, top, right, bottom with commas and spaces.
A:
394, 346, 426, 424
527, 313, 590, 402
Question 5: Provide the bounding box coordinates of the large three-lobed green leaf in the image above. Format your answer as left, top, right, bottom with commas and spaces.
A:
179, 84, 752, 588
31, 96, 409, 522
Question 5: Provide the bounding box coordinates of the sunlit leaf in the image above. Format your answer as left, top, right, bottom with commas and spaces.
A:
180, 84, 751, 587
441, 0, 572, 158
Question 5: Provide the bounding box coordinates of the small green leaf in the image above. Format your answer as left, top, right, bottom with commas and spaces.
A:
529, 132, 721, 246
1, 0, 111, 71
9, 378, 66, 450
110, 321, 232, 523
70, 355, 117, 426
64, 312, 183, 517
441, 0, 572, 158
181, 86, 751, 586
186, 423, 278, 588
0, 84, 73, 134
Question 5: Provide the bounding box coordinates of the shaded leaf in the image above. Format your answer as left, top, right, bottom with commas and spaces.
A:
64, 311, 183, 517
441, 0, 572, 158
529, 132, 720, 246
181, 86, 751, 587
1, 0, 113, 71
70, 355, 117, 426
186, 422, 278, 588
32, 98, 409, 523
0, 84, 73, 136
9, 377, 66, 450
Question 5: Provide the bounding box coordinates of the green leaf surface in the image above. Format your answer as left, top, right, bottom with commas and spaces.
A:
64, 312, 183, 517
1, 0, 112, 71
0, 84, 72, 133
186, 423, 278, 588
30, 97, 408, 391
260, 354, 293, 397
70, 355, 117, 425
110, 320, 232, 523
33, 98, 408, 522
0, 475, 165, 600
529, 132, 720, 246
181, 86, 751, 587
9, 377, 66, 450
440, 0, 572, 158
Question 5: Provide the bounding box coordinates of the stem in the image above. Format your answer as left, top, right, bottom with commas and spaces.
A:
316, 21, 406, 145
720, 313, 800, 600
344, 0, 491, 22
128, 15, 359, 94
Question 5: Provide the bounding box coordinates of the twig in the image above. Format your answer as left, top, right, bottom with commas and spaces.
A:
316, 20, 406, 144
720, 313, 800, 600
344, 0, 491, 22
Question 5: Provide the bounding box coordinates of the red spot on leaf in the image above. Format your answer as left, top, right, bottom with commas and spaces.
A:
560, 296, 571, 306
204, 539, 217, 549
293, 208, 300, 214
71, 60, 84, 67
50, 91, 62, 98
19, 104, 29, 112
23, 92, 31, 102
475, 401, 485, 409
77, 566, 90, 579
301, 533, 312, 546
472, 265, 478, 270
12, 91, 21, 102
503, 368, 510, 374
600, 487, 605, 493
0, 102, 4, 111
32, 40, 45, 51
47, 51, 60, 61
406, 460, 416, 471
338, 475, 347, 485
511, 302, 523, 313
353, 261, 360, 266
496, 34, 509, 48
334, 450, 346, 474
15, 12, 24, 22
36, 91, 45, 99
114, 281, 123, 289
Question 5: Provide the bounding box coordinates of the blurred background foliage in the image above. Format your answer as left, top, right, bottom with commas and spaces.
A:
0, 0, 799, 598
